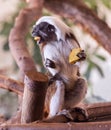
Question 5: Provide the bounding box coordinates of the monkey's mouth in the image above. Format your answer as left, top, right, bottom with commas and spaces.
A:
34, 36, 41, 44
33, 35, 45, 44
32, 31, 48, 44
32, 26, 49, 44
33, 35, 49, 44
32, 30, 45, 44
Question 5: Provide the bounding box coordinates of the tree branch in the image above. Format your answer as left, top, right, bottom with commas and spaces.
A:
0, 75, 23, 96
87, 102, 111, 121
1, 121, 111, 130
9, 0, 44, 79
21, 71, 48, 123
45, 0, 111, 54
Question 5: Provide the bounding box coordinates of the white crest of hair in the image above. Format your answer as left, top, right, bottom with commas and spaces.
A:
36, 16, 72, 41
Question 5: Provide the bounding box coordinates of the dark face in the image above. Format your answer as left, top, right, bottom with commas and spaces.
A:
32, 22, 57, 44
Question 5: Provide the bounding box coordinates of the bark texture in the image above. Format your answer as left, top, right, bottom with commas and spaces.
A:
1, 121, 111, 130
0, 75, 23, 95
21, 71, 48, 123
9, 0, 44, 79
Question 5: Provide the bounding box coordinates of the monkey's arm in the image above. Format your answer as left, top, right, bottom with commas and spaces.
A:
45, 58, 56, 68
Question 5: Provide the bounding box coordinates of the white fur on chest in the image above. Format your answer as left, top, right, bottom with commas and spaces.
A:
43, 42, 59, 75
43, 41, 71, 75
43, 42, 59, 61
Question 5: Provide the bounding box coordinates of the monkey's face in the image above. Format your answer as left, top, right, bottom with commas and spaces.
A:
32, 22, 57, 44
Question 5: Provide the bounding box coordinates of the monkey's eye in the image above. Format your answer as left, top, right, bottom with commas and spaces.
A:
47, 25, 55, 32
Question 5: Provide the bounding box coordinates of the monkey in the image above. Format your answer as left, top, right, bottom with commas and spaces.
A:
32, 16, 87, 121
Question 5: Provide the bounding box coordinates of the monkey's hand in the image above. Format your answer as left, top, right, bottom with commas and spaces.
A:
77, 50, 86, 61
69, 49, 86, 64
45, 58, 56, 68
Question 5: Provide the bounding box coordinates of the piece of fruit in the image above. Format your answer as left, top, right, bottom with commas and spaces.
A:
34, 36, 40, 41
69, 48, 81, 64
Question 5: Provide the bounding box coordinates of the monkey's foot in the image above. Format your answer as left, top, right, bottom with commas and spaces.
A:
45, 58, 56, 68
58, 107, 88, 122
70, 107, 88, 122
57, 109, 74, 120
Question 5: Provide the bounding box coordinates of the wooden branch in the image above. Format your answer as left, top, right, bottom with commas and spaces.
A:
45, 0, 111, 54
1, 121, 111, 130
21, 71, 48, 123
0, 75, 23, 96
9, 0, 44, 79
5, 110, 21, 125
86, 102, 111, 121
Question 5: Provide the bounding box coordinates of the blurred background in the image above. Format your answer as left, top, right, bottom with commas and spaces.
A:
0, 0, 111, 119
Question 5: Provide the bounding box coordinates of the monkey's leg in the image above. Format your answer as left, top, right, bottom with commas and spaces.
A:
58, 78, 88, 122
48, 80, 65, 118
65, 78, 87, 108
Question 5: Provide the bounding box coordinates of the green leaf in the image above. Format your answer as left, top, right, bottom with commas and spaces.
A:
95, 54, 106, 61
3, 42, 9, 51
84, 0, 97, 11
102, 0, 111, 9
0, 22, 13, 36
90, 60, 104, 77
33, 40, 43, 66
84, 63, 93, 80
94, 63, 104, 77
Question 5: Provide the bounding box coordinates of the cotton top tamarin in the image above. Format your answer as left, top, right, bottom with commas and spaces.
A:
32, 16, 87, 118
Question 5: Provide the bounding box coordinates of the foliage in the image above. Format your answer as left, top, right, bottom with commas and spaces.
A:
84, 45, 106, 85
0, 1, 26, 52
84, 0, 98, 12
84, 0, 111, 9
